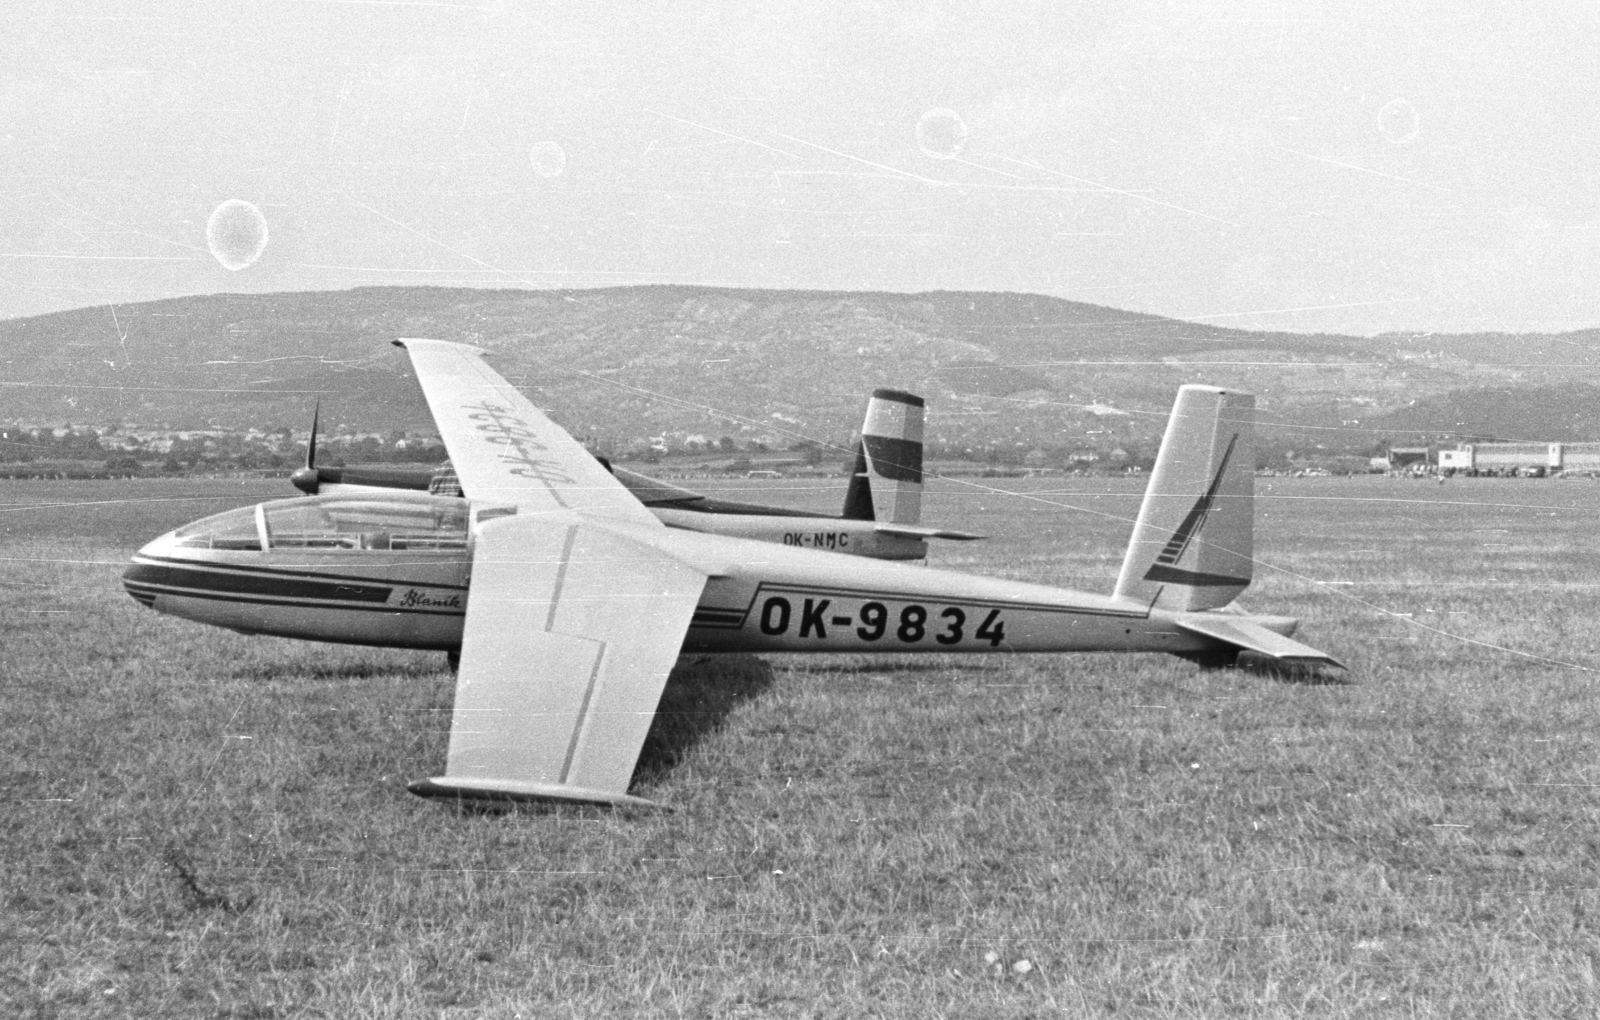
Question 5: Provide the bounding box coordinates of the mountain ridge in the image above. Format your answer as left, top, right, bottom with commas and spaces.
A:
2, 285, 1596, 455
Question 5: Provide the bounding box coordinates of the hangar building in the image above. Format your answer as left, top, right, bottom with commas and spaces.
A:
1439, 442, 1600, 474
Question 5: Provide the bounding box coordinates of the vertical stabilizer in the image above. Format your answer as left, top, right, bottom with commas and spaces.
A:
1113, 386, 1255, 612
846, 388, 925, 525
841, 443, 876, 521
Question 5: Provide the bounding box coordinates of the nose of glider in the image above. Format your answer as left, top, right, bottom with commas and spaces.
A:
122, 532, 173, 608
122, 529, 191, 610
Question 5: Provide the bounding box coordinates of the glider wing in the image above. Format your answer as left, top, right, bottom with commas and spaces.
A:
409, 514, 707, 806
394, 338, 658, 526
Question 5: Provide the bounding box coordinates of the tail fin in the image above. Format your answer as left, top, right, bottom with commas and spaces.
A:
1113, 386, 1255, 612
842, 388, 925, 525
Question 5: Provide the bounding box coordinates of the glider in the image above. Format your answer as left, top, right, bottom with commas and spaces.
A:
287, 390, 980, 560
124, 339, 1340, 808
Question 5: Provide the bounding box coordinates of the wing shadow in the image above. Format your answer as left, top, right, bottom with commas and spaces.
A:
632, 654, 776, 785
231, 657, 444, 682
784, 657, 1006, 676
1237, 652, 1355, 686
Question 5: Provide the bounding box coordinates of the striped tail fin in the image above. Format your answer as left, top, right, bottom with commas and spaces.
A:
841, 388, 925, 525
1114, 386, 1255, 612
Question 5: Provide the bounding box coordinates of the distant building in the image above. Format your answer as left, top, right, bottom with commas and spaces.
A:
1439, 442, 1600, 474
1388, 447, 1430, 471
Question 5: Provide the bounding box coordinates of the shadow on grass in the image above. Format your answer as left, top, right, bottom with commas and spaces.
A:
785, 658, 1005, 676
632, 654, 777, 785
231, 657, 448, 683
1236, 652, 1356, 686
423, 656, 776, 818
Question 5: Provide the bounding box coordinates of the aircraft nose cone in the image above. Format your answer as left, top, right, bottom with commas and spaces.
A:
122, 554, 160, 608
122, 533, 176, 610
289, 466, 319, 495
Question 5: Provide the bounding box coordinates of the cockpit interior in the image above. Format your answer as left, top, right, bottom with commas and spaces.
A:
168, 495, 479, 553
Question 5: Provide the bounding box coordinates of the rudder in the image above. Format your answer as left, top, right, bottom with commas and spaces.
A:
1113, 386, 1255, 612
842, 388, 925, 525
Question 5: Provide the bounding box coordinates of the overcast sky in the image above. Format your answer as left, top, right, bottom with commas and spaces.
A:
2, 1, 1596, 336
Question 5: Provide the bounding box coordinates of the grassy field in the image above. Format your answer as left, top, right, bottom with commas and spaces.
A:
4, 473, 1600, 1018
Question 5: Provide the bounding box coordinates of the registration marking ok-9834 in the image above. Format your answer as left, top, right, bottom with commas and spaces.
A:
749, 587, 1007, 647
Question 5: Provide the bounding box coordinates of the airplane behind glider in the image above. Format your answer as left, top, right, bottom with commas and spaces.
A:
287, 390, 980, 560
123, 339, 1340, 809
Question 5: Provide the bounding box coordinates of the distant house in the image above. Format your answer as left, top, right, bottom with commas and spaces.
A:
1388, 447, 1430, 471
1441, 442, 1600, 474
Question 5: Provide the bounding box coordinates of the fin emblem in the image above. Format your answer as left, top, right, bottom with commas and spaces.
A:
1146, 433, 1238, 578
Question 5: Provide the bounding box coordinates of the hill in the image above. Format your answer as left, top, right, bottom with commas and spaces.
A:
1, 286, 1596, 456
1355, 381, 1600, 446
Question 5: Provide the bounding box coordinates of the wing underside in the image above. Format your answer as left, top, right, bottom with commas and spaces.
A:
409, 514, 707, 807
396, 339, 713, 808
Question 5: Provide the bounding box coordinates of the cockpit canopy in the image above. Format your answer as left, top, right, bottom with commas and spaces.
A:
172, 504, 265, 551
171, 494, 484, 552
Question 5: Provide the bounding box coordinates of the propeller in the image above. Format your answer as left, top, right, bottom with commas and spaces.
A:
289, 400, 321, 495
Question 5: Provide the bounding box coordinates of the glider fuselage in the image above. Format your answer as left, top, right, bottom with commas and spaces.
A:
122, 493, 1246, 658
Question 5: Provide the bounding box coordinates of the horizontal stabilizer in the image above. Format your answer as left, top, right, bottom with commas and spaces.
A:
1174, 614, 1344, 668
875, 523, 984, 541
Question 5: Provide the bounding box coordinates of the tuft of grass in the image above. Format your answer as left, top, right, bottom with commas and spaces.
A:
2, 475, 1600, 1016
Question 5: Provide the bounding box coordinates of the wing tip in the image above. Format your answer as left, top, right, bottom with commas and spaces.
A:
408, 776, 668, 811
393, 337, 489, 357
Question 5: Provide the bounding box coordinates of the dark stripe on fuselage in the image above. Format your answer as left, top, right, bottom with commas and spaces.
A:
131, 553, 470, 590
124, 561, 395, 603
691, 607, 748, 629
123, 582, 467, 616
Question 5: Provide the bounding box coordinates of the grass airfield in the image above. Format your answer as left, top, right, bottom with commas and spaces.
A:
4, 473, 1600, 1018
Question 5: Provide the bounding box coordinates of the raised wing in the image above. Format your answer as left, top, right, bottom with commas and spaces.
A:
409, 514, 708, 807
394, 338, 657, 526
